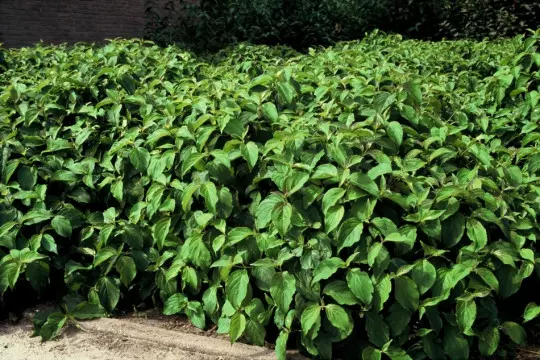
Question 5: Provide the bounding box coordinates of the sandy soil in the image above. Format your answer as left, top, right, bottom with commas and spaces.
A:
0, 309, 307, 360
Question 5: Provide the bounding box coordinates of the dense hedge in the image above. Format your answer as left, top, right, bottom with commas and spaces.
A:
145, 0, 540, 51
1, 31, 540, 359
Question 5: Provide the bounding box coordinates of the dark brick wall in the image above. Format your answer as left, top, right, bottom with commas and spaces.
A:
0, 0, 147, 48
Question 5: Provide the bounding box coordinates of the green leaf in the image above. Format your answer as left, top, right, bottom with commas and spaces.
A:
411, 260, 436, 295
325, 205, 344, 234
241, 141, 259, 170
245, 319, 266, 346
365, 311, 390, 348
202, 286, 218, 316
275, 331, 289, 360
0, 261, 21, 293
116, 256, 137, 287
301, 303, 321, 337
387, 303, 411, 337
186, 301, 206, 329
226, 270, 249, 309
94, 247, 117, 267
466, 219, 488, 250
323, 281, 358, 305
182, 266, 198, 291
201, 182, 219, 214
277, 82, 296, 104
163, 293, 188, 315
475, 268, 499, 293
478, 326, 500, 356
347, 269, 373, 306
442, 262, 473, 293
456, 299, 476, 332
444, 326, 469, 359
501, 321, 526, 345
272, 201, 292, 236
111, 180, 123, 202
0, 221, 17, 237
387, 121, 403, 148
372, 275, 392, 312
17, 165, 36, 190
404, 81, 422, 105
325, 304, 352, 334
313, 164, 338, 179
270, 271, 296, 313
230, 312, 247, 343
256, 194, 283, 229
285, 171, 310, 195
129, 147, 150, 172
394, 277, 419, 312
386, 347, 413, 360
181, 152, 205, 176
262, 102, 278, 122
337, 218, 363, 252
367, 163, 392, 180
249, 74, 273, 87
362, 347, 382, 360
524, 303, 540, 323
350, 173, 379, 197
40, 312, 68, 341
51, 215, 72, 238
312, 257, 346, 284
72, 302, 106, 320
368, 242, 383, 267
26, 261, 49, 293
97, 276, 120, 312
442, 214, 465, 248
22, 210, 52, 225
183, 234, 212, 269
227, 227, 254, 246
20, 250, 47, 264
41, 234, 58, 254
322, 188, 346, 214
153, 217, 171, 249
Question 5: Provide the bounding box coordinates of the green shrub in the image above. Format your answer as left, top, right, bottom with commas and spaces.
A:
1, 31, 540, 358
145, 0, 401, 51
437, 0, 540, 39
0, 45, 6, 74
145, 0, 540, 51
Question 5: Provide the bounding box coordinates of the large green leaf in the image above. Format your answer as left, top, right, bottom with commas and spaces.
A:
347, 269, 373, 306
394, 277, 419, 312
325, 304, 352, 334
97, 277, 120, 312
323, 281, 358, 305
337, 218, 363, 252
230, 312, 247, 343
116, 256, 137, 287
312, 257, 345, 284
466, 219, 488, 250
51, 215, 72, 238
163, 293, 188, 315
270, 271, 296, 313
226, 270, 249, 309
456, 299, 476, 333
501, 321, 527, 345
272, 201, 292, 236
130, 147, 151, 172
301, 303, 321, 338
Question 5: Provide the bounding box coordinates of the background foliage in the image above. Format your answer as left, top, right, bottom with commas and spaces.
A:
145, 0, 540, 51
1, 30, 540, 359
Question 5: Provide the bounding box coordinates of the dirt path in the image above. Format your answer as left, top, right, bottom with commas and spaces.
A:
0, 309, 306, 360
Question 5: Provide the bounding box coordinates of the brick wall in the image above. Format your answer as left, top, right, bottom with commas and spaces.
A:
0, 0, 147, 48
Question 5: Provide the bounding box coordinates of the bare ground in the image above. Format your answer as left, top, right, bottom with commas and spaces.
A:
0, 308, 307, 360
